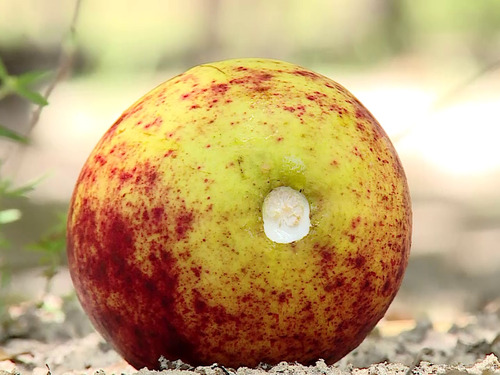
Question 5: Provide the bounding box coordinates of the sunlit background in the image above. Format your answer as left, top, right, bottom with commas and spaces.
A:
1, 0, 500, 328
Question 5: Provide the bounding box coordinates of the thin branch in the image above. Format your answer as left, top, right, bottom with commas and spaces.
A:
430, 59, 500, 111
26, 0, 83, 135
392, 58, 500, 144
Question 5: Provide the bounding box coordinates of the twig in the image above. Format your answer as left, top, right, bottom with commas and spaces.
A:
392, 58, 500, 144
211, 364, 234, 375
26, 0, 83, 136
430, 59, 500, 112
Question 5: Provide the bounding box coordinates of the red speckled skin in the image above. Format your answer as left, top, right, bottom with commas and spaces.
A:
67, 58, 412, 370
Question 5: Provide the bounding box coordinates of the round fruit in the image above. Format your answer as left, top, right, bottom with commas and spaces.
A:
67, 58, 412, 369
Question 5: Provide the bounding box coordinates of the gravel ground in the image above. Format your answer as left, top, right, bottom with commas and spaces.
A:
1, 294, 500, 375
1, 256, 500, 375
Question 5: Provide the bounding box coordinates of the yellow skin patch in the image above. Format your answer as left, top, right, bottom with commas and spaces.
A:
67, 58, 412, 369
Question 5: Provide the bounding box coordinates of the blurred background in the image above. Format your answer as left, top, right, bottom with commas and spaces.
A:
0, 0, 500, 329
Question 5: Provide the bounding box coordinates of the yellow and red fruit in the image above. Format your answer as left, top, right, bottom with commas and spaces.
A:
67, 58, 412, 369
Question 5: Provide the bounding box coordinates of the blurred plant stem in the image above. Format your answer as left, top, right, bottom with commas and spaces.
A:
0, 0, 83, 305
27, 212, 68, 297
392, 57, 500, 145
26, 0, 82, 138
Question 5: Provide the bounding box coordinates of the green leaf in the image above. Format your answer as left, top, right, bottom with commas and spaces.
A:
0, 209, 22, 224
0, 175, 43, 198
14, 84, 48, 106
17, 70, 50, 86
27, 212, 67, 273
0, 232, 9, 250
2, 181, 37, 197
29, 235, 66, 255
0, 178, 13, 195
0, 66, 49, 106
0, 58, 7, 79
1, 270, 11, 288
0, 124, 28, 143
